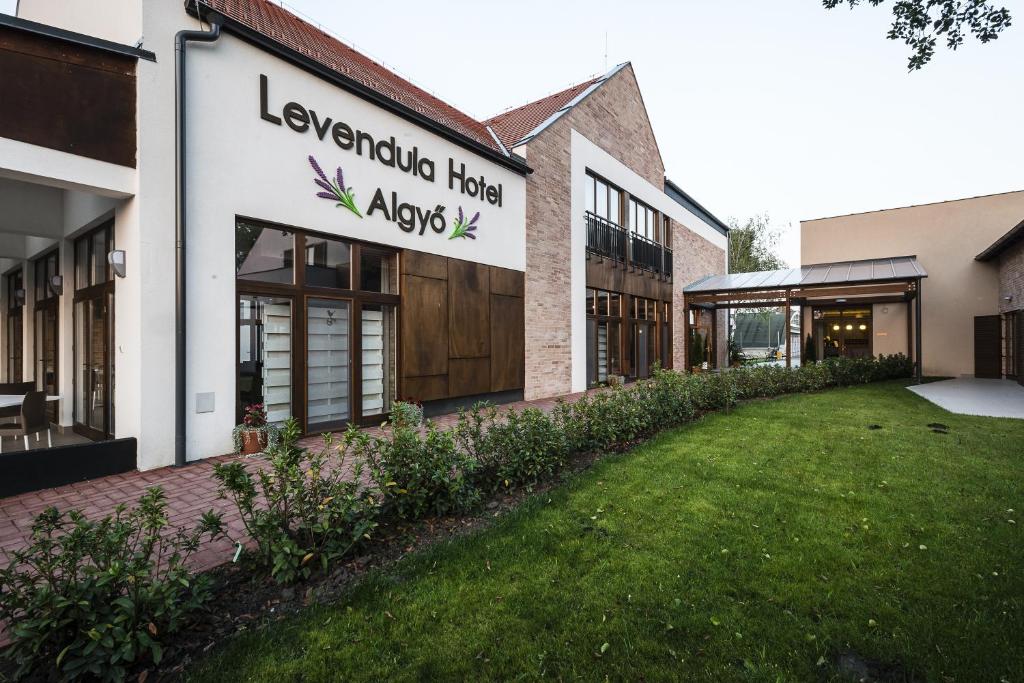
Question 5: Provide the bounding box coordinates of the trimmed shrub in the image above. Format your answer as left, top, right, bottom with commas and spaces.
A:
0, 488, 224, 681
366, 406, 480, 520
212, 418, 379, 584
471, 407, 569, 491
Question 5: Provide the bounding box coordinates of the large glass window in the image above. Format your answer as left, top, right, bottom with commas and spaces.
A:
361, 303, 397, 417
236, 220, 399, 430
586, 288, 623, 386
629, 198, 656, 240
236, 222, 295, 283
306, 298, 350, 430
238, 295, 293, 425
33, 250, 60, 422
73, 221, 115, 439
359, 246, 398, 293
585, 172, 622, 225
304, 235, 351, 289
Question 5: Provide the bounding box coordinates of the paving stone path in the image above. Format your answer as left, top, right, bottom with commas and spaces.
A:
0, 389, 596, 572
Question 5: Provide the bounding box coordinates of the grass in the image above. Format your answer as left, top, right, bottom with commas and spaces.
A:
188, 381, 1023, 681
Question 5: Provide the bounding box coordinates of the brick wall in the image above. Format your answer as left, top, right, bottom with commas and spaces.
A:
998, 239, 1024, 314
672, 226, 728, 370
521, 65, 669, 399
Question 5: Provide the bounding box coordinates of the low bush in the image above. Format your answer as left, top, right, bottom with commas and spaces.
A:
0, 488, 223, 681
365, 408, 479, 521
212, 418, 378, 584
461, 406, 568, 491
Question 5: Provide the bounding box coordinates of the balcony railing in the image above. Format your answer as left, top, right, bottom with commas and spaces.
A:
585, 212, 628, 263
585, 211, 673, 278
630, 232, 662, 273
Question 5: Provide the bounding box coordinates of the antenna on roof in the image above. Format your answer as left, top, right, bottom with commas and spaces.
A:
604, 31, 608, 71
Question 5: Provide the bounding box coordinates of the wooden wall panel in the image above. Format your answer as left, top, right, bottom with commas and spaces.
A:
490, 265, 525, 297
448, 259, 490, 359
449, 358, 491, 397
401, 251, 524, 402
490, 294, 525, 392
401, 375, 449, 402
0, 27, 137, 167
586, 258, 671, 301
401, 274, 449, 377
402, 250, 448, 280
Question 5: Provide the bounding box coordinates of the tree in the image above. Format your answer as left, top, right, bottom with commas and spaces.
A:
823, 0, 1013, 70
728, 214, 786, 274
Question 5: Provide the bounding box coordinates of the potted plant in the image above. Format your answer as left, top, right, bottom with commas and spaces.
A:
232, 403, 276, 455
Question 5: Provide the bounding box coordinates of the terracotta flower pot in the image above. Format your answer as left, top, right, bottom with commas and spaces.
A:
240, 429, 267, 455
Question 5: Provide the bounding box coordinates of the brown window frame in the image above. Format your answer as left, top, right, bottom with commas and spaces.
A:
5, 267, 23, 383
72, 220, 116, 440
585, 171, 625, 227
234, 217, 401, 432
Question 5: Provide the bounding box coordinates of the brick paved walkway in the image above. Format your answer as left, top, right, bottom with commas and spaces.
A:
0, 389, 596, 572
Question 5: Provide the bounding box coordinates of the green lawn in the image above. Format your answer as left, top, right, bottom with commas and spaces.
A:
189, 381, 1023, 681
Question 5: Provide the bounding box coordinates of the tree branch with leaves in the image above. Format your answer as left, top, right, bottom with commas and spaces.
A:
823, 0, 1013, 70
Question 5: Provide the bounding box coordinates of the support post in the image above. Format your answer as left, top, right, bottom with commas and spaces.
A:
682, 294, 690, 372
785, 290, 792, 369
710, 306, 718, 369
914, 278, 923, 384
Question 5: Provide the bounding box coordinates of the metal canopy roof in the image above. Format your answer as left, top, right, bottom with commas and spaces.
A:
684, 256, 927, 294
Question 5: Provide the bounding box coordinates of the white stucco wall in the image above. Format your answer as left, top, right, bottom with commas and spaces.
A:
183, 34, 526, 460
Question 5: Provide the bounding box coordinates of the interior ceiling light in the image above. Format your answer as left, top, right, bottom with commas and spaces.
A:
859, 324, 867, 330
845, 324, 853, 330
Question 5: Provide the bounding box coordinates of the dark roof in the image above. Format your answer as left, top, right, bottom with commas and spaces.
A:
0, 13, 155, 61
975, 218, 1024, 261
197, 0, 515, 162
684, 256, 927, 293
483, 63, 628, 148
663, 178, 729, 235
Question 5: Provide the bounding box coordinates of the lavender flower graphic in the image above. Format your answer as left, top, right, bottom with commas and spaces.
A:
448, 207, 479, 240
309, 155, 362, 218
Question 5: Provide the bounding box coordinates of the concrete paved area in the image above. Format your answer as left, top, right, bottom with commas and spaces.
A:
907, 377, 1024, 419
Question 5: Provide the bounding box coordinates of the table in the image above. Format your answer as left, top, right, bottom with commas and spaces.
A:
0, 394, 61, 409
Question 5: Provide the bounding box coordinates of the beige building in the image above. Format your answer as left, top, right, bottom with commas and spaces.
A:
801, 191, 1024, 378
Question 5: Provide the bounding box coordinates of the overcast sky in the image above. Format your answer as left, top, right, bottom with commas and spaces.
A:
5, 0, 1022, 265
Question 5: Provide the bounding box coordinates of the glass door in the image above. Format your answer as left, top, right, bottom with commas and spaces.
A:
306, 297, 351, 432
815, 308, 872, 359
34, 302, 58, 421
73, 222, 115, 440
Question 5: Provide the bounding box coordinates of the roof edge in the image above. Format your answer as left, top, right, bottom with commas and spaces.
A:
663, 177, 729, 235
802, 188, 1024, 224
190, 2, 531, 176
976, 218, 1024, 261
0, 12, 156, 61
511, 62, 629, 148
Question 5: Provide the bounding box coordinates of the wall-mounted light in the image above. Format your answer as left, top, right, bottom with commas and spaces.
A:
13, 288, 25, 307
108, 249, 127, 278
835, 298, 846, 303
1005, 295, 1014, 303
48, 275, 63, 297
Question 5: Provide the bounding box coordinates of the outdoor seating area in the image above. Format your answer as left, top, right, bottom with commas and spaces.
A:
0, 382, 68, 452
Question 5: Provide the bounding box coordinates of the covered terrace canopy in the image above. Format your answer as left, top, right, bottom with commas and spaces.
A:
682, 256, 927, 381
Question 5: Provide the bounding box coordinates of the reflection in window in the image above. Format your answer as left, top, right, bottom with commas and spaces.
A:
304, 236, 351, 289
361, 303, 396, 417
236, 222, 294, 283
359, 246, 398, 293
238, 295, 293, 425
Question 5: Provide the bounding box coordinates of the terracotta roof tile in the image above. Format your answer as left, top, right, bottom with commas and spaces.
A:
202, 0, 501, 153
484, 77, 601, 149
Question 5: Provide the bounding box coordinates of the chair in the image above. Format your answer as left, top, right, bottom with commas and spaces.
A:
0, 381, 36, 423
0, 391, 51, 452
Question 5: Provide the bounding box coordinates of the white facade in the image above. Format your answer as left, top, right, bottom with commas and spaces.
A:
4, 1, 526, 467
